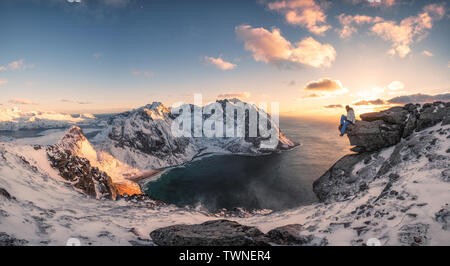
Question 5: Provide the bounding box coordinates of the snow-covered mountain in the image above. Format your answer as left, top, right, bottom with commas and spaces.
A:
0, 107, 99, 131
92, 99, 296, 170
0, 101, 448, 246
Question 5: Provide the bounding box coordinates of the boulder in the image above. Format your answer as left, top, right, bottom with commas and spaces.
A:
346, 120, 402, 152
149, 219, 269, 246
360, 106, 409, 126
149, 220, 329, 246
312, 153, 371, 201
265, 224, 327, 246
417, 104, 449, 131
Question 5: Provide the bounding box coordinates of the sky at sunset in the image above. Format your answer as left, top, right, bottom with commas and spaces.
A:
0, 0, 449, 117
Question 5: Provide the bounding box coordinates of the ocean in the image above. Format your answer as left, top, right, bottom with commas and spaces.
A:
144, 116, 352, 212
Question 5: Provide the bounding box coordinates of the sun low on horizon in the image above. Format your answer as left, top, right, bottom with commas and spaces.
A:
0, 0, 449, 118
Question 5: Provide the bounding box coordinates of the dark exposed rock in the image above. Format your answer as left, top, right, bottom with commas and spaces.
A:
435, 205, 450, 230
315, 102, 448, 203
347, 120, 402, 152
346, 102, 449, 152
398, 223, 429, 246
150, 220, 328, 246
266, 224, 327, 246
46, 145, 117, 200
0, 187, 12, 200
150, 219, 269, 246
0, 232, 28, 246
360, 106, 409, 125
417, 103, 449, 131
312, 153, 371, 201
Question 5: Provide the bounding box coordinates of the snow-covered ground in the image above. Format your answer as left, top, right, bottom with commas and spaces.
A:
0, 122, 449, 245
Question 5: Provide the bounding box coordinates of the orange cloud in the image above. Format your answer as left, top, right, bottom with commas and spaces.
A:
9, 98, 38, 105
324, 104, 344, 108
268, 0, 330, 35
353, 98, 386, 105
0, 79, 7, 86
235, 25, 336, 68
204, 56, 236, 71
422, 50, 434, 57
302, 78, 348, 98
217, 92, 251, 99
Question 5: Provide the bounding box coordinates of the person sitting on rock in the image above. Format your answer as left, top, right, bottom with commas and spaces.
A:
339, 105, 356, 136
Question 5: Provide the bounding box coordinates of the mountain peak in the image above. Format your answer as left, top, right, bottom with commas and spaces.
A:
57, 126, 89, 153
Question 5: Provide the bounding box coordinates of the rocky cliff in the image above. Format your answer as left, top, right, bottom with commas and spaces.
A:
314, 101, 449, 202
346, 101, 450, 152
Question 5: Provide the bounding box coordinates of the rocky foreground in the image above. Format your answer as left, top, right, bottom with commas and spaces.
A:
149, 102, 450, 246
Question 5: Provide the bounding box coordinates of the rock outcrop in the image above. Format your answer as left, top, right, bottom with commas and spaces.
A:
47, 145, 118, 200
0, 232, 28, 246
314, 102, 450, 202
46, 127, 119, 200
347, 102, 449, 152
149, 219, 328, 246
265, 224, 328, 246
150, 219, 269, 246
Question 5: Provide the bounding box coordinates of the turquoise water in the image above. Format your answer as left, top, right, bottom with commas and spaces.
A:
145, 117, 351, 212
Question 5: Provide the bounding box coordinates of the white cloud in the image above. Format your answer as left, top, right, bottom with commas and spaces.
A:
422, 50, 434, 57
9, 98, 38, 105
204, 56, 236, 71
235, 25, 336, 68
2, 59, 34, 71
337, 14, 384, 38
337, 4, 445, 57
8, 59, 25, 70
387, 80, 405, 91
371, 3, 445, 58
267, 0, 330, 35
